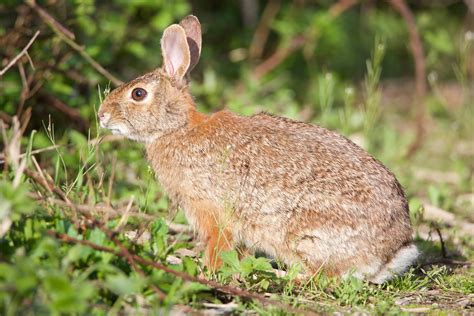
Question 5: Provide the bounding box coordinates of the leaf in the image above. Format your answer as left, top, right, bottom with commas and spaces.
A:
259, 279, 270, 291
88, 228, 107, 246
151, 218, 169, 258
63, 244, 93, 265
252, 257, 273, 272
105, 273, 145, 296
220, 250, 240, 272
44, 273, 95, 313
182, 256, 198, 276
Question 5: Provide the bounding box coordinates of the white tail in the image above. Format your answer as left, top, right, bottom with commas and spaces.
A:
370, 244, 419, 284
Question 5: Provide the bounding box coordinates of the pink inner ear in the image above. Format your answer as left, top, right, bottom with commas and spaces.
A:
164, 53, 174, 76
163, 36, 177, 76
161, 26, 190, 80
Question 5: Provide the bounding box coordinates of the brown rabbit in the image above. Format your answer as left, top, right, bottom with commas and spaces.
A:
98, 15, 418, 283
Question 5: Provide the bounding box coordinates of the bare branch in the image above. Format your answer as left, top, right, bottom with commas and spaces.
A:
329, 0, 358, 17
26, 0, 123, 86
37, 92, 90, 131
388, 0, 428, 157
0, 30, 40, 77
252, 0, 358, 80
249, 0, 282, 60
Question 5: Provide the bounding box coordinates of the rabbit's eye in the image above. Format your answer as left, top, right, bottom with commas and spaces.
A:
131, 88, 147, 101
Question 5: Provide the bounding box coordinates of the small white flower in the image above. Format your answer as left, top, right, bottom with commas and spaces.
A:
428, 71, 438, 84
465, 31, 474, 42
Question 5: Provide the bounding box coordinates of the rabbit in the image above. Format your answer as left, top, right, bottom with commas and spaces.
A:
98, 15, 419, 283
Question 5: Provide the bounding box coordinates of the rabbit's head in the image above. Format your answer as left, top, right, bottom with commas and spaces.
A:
98, 16, 201, 142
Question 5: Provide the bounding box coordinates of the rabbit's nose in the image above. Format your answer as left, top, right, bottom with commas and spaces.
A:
98, 111, 110, 127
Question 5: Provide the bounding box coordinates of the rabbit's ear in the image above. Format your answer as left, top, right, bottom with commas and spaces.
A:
179, 15, 201, 73
161, 24, 190, 82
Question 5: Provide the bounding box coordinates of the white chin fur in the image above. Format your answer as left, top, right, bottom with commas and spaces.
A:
104, 124, 158, 143
106, 124, 130, 137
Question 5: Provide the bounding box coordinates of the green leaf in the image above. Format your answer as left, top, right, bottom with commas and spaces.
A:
252, 257, 273, 272
88, 228, 107, 246
44, 273, 95, 313
220, 250, 240, 271
182, 256, 198, 276
105, 273, 145, 296
63, 244, 93, 266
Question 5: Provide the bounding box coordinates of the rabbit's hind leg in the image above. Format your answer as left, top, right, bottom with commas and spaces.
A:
287, 227, 386, 280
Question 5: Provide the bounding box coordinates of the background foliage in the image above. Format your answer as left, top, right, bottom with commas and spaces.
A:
0, 0, 473, 314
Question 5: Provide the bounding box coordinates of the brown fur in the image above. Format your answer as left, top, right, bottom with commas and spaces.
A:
98, 16, 418, 281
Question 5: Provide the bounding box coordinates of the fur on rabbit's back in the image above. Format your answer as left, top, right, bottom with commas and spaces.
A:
147, 110, 414, 279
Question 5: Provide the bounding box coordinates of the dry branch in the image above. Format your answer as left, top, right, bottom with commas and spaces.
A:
0, 111, 13, 125
388, 0, 428, 157
37, 92, 89, 131
329, 0, 358, 17
26, 0, 123, 86
24, 168, 72, 204
249, 0, 282, 60
251, 0, 358, 80
0, 30, 40, 77
253, 35, 306, 80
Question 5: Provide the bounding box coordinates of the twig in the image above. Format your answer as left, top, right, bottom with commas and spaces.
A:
0, 30, 40, 77
44, 196, 153, 219
251, 0, 358, 80
116, 195, 134, 231
253, 35, 306, 80
31, 156, 52, 195
432, 224, 447, 258
17, 62, 29, 115
0, 144, 62, 164
388, 0, 427, 158
24, 168, 71, 204
249, 0, 282, 60
0, 112, 12, 125
26, 0, 123, 86
329, 0, 358, 17
26, 0, 75, 40
107, 155, 117, 206
37, 92, 89, 131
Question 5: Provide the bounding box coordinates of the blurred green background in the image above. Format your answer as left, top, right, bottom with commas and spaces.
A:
0, 0, 473, 314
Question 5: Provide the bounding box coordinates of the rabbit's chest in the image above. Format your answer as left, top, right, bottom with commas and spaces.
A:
146, 144, 225, 205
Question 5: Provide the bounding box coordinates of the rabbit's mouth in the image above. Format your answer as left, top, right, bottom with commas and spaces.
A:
102, 123, 130, 137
